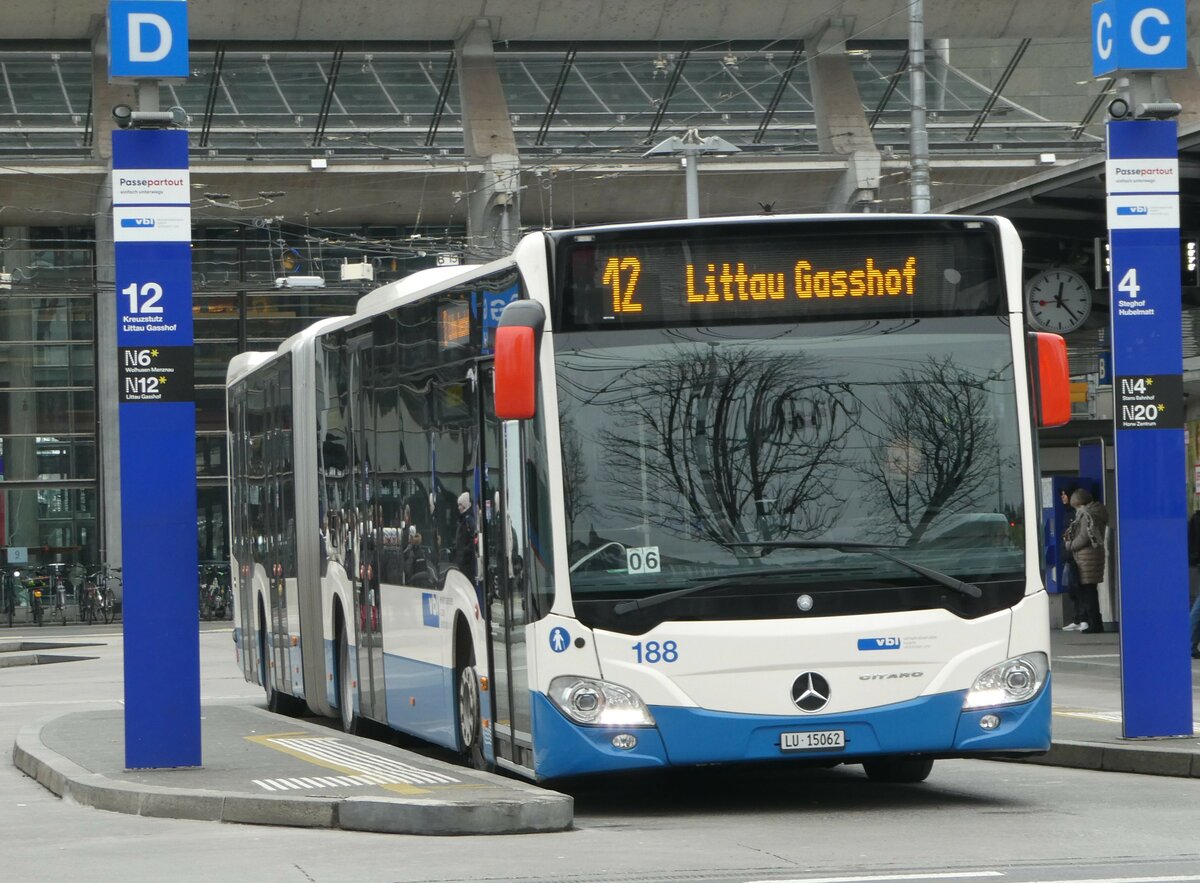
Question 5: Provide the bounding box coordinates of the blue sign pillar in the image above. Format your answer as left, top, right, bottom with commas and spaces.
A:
113, 131, 200, 768
109, 0, 200, 769
1107, 120, 1193, 737
1093, 0, 1193, 740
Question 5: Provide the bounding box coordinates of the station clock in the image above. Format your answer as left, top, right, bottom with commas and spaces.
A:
1025, 267, 1092, 333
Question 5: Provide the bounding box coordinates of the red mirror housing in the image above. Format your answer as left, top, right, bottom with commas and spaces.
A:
494, 300, 545, 420
1029, 332, 1070, 428
495, 326, 536, 419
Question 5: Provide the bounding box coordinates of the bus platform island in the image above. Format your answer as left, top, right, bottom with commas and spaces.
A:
10, 627, 1200, 836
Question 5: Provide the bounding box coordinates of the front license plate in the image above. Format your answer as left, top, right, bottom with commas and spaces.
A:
781, 729, 845, 752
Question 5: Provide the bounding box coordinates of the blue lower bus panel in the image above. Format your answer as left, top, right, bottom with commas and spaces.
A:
530, 676, 1051, 780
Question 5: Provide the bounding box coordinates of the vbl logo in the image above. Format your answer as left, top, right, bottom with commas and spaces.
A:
120, 217, 156, 227
857, 636, 902, 651
1116, 205, 1149, 216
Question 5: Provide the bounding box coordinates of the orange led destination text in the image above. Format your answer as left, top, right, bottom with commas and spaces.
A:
685, 256, 918, 303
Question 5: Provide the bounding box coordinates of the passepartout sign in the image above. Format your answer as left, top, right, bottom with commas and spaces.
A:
112, 168, 191, 205
1105, 157, 1179, 193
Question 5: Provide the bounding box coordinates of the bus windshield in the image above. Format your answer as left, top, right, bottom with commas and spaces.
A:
554, 317, 1025, 627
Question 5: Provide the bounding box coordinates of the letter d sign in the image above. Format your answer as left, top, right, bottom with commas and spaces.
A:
108, 0, 189, 80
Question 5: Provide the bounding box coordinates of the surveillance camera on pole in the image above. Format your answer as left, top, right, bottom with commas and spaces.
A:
111, 104, 188, 129
1134, 101, 1182, 120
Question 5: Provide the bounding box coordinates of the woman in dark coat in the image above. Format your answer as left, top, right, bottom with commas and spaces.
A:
1063, 488, 1108, 633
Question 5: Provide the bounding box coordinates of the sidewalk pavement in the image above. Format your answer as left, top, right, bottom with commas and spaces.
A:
12, 703, 573, 835
1023, 628, 1200, 777
9, 627, 1200, 837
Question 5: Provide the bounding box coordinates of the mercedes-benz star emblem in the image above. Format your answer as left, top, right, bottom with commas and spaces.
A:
791, 672, 831, 712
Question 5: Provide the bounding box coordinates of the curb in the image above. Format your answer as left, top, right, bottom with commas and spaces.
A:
1016, 739, 1200, 778
13, 720, 573, 835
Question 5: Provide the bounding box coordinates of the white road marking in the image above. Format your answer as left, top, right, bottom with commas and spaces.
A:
250, 735, 461, 791
271, 735, 460, 785
745, 872, 1004, 883
749, 875, 1200, 883
1021, 878, 1200, 883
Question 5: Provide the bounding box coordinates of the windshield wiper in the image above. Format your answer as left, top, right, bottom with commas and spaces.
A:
724, 540, 983, 600
611, 567, 815, 616
611, 541, 983, 617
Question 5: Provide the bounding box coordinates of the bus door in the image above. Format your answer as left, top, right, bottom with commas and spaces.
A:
264, 371, 291, 696
231, 385, 257, 684
480, 367, 534, 772
348, 334, 386, 722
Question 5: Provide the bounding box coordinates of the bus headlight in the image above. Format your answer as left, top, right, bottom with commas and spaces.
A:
548, 676, 656, 727
963, 652, 1049, 710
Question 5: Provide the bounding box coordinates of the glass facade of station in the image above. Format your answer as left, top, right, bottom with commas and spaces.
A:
1, 222, 448, 578
3, 42, 1105, 158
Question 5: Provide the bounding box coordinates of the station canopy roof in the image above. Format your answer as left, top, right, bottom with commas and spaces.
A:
0, 41, 1106, 160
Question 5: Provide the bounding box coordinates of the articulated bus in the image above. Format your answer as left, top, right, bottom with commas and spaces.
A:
226, 214, 1070, 782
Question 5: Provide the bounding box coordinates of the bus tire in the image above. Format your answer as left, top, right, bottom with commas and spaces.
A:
258, 598, 288, 715
336, 620, 358, 734
456, 660, 485, 769
454, 621, 486, 770
862, 755, 935, 783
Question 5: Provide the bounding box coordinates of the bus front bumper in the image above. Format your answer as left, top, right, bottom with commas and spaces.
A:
529, 675, 1051, 780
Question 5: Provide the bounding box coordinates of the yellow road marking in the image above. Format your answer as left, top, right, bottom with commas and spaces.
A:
245, 732, 428, 795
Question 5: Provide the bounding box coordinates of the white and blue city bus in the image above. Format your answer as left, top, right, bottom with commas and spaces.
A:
226, 214, 1071, 782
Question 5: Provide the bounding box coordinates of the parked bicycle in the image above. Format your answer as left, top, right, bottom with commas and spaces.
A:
89, 566, 120, 625
51, 572, 68, 626
80, 576, 98, 625
29, 581, 43, 627
3, 570, 16, 628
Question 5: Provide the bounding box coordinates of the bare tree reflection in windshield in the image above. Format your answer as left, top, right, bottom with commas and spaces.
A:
859, 355, 1007, 545
594, 345, 856, 555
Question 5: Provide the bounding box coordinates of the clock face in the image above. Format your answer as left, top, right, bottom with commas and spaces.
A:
1026, 269, 1092, 333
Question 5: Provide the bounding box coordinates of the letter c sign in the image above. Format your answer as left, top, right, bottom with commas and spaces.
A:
108, 0, 190, 80
1093, 0, 1187, 77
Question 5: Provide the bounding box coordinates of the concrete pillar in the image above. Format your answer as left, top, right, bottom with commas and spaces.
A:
806, 19, 881, 211
92, 23, 136, 569
456, 19, 521, 256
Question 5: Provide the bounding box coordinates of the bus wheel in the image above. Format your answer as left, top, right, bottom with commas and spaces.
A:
862, 755, 935, 783
337, 622, 357, 734
258, 600, 287, 715
456, 658, 485, 769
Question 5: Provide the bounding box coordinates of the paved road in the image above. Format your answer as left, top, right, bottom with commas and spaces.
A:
3, 623, 1200, 883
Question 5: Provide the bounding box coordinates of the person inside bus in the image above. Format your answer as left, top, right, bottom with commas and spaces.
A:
403, 525, 433, 587
455, 491, 477, 581
1062, 488, 1107, 634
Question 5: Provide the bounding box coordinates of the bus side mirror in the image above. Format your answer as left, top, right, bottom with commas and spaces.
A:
495, 326, 536, 419
1028, 332, 1070, 428
494, 300, 546, 421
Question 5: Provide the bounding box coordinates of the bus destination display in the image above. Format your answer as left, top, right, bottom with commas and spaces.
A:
557, 225, 1002, 329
